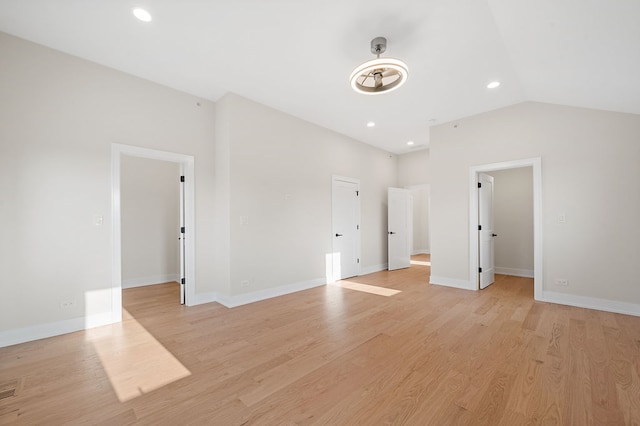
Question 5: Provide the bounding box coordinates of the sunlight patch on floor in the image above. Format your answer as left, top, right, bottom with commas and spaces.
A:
85, 309, 190, 402
410, 259, 431, 266
333, 281, 401, 297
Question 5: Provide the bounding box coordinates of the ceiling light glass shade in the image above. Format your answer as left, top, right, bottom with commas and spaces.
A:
350, 57, 409, 95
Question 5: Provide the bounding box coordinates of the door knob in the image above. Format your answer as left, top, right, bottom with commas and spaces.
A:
388, 231, 396, 235
492, 233, 498, 237
335, 233, 343, 237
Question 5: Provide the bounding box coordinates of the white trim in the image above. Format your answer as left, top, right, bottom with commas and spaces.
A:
360, 263, 388, 275
541, 291, 640, 317
332, 175, 360, 184
111, 143, 197, 322
495, 267, 534, 278
412, 249, 430, 255
122, 274, 180, 289
193, 291, 218, 306
429, 276, 474, 290
111, 144, 123, 324
216, 278, 327, 308
0, 313, 114, 348
469, 157, 543, 300
188, 278, 329, 308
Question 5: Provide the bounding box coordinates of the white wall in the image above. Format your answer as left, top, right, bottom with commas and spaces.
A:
430, 102, 640, 310
488, 167, 533, 277
215, 93, 397, 302
398, 149, 430, 186
0, 32, 216, 345
0, 32, 400, 344
121, 156, 180, 288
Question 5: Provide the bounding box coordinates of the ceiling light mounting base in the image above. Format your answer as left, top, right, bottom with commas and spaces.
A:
370, 37, 387, 55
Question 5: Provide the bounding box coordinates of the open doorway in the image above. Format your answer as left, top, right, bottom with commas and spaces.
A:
489, 168, 535, 279
120, 156, 181, 295
405, 184, 430, 256
111, 144, 195, 323
469, 158, 543, 300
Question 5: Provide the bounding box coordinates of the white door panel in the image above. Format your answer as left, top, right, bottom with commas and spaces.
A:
388, 188, 412, 271
479, 173, 495, 289
179, 175, 186, 304
332, 177, 360, 280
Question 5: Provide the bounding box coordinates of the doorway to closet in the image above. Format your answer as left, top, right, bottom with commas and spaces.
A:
469, 158, 543, 300
120, 156, 183, 300
111, 144, 195, 322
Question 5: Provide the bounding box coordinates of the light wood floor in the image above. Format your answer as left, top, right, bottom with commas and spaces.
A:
2, 255, 640, 425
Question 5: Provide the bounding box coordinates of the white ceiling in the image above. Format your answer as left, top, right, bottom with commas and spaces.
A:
0, 0, 638, 154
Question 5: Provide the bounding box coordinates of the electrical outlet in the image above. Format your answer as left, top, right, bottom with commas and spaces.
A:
241, 280, 249, 288
555, 278, 569, 286
60, 299, 76, 309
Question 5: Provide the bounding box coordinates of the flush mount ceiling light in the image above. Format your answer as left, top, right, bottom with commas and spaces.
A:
487, 81, 500, 89
133, 7, 152, 22
350, 37, 408, 95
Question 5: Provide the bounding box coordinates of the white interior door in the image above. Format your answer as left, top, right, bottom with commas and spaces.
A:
332, 177, 360, 280
388, 188, 412, 271
478, 173, 495, 289
179, 175, 186, 304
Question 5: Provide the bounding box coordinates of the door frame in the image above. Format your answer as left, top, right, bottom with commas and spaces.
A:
468, 157, 542, 300
111, 143, 196, 323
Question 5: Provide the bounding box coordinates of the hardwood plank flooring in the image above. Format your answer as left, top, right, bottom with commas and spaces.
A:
1, 255, 639, 425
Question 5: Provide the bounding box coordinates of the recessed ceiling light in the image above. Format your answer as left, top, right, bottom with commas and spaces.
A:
133, 8, 152, 22
487, 81, 500, 89
367, 121, 376, 128
407, 141, 415, 146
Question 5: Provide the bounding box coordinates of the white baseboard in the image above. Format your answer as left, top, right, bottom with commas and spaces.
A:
6, 284, 638, 349
192, 291, 218, 306
2, 277, 327, 347
0, 312, 116, 348
540, 291, 640, 317
412, 249, 430, 255
192, 278, 327, 309
495, 267, 534, 278
122, 274, 179, 289
430, 275, 475, 290
360, 263, 388, 275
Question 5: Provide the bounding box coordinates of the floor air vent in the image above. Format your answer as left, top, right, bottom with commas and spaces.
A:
0, 380, 18, 400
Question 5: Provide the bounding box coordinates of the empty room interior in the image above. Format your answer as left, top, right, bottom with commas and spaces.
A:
1, 1, 639, 424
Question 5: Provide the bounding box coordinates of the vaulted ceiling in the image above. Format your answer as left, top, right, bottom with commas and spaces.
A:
1, 0, 638, 154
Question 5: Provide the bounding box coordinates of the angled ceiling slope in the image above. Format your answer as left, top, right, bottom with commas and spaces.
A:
0, 0, 638, 154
